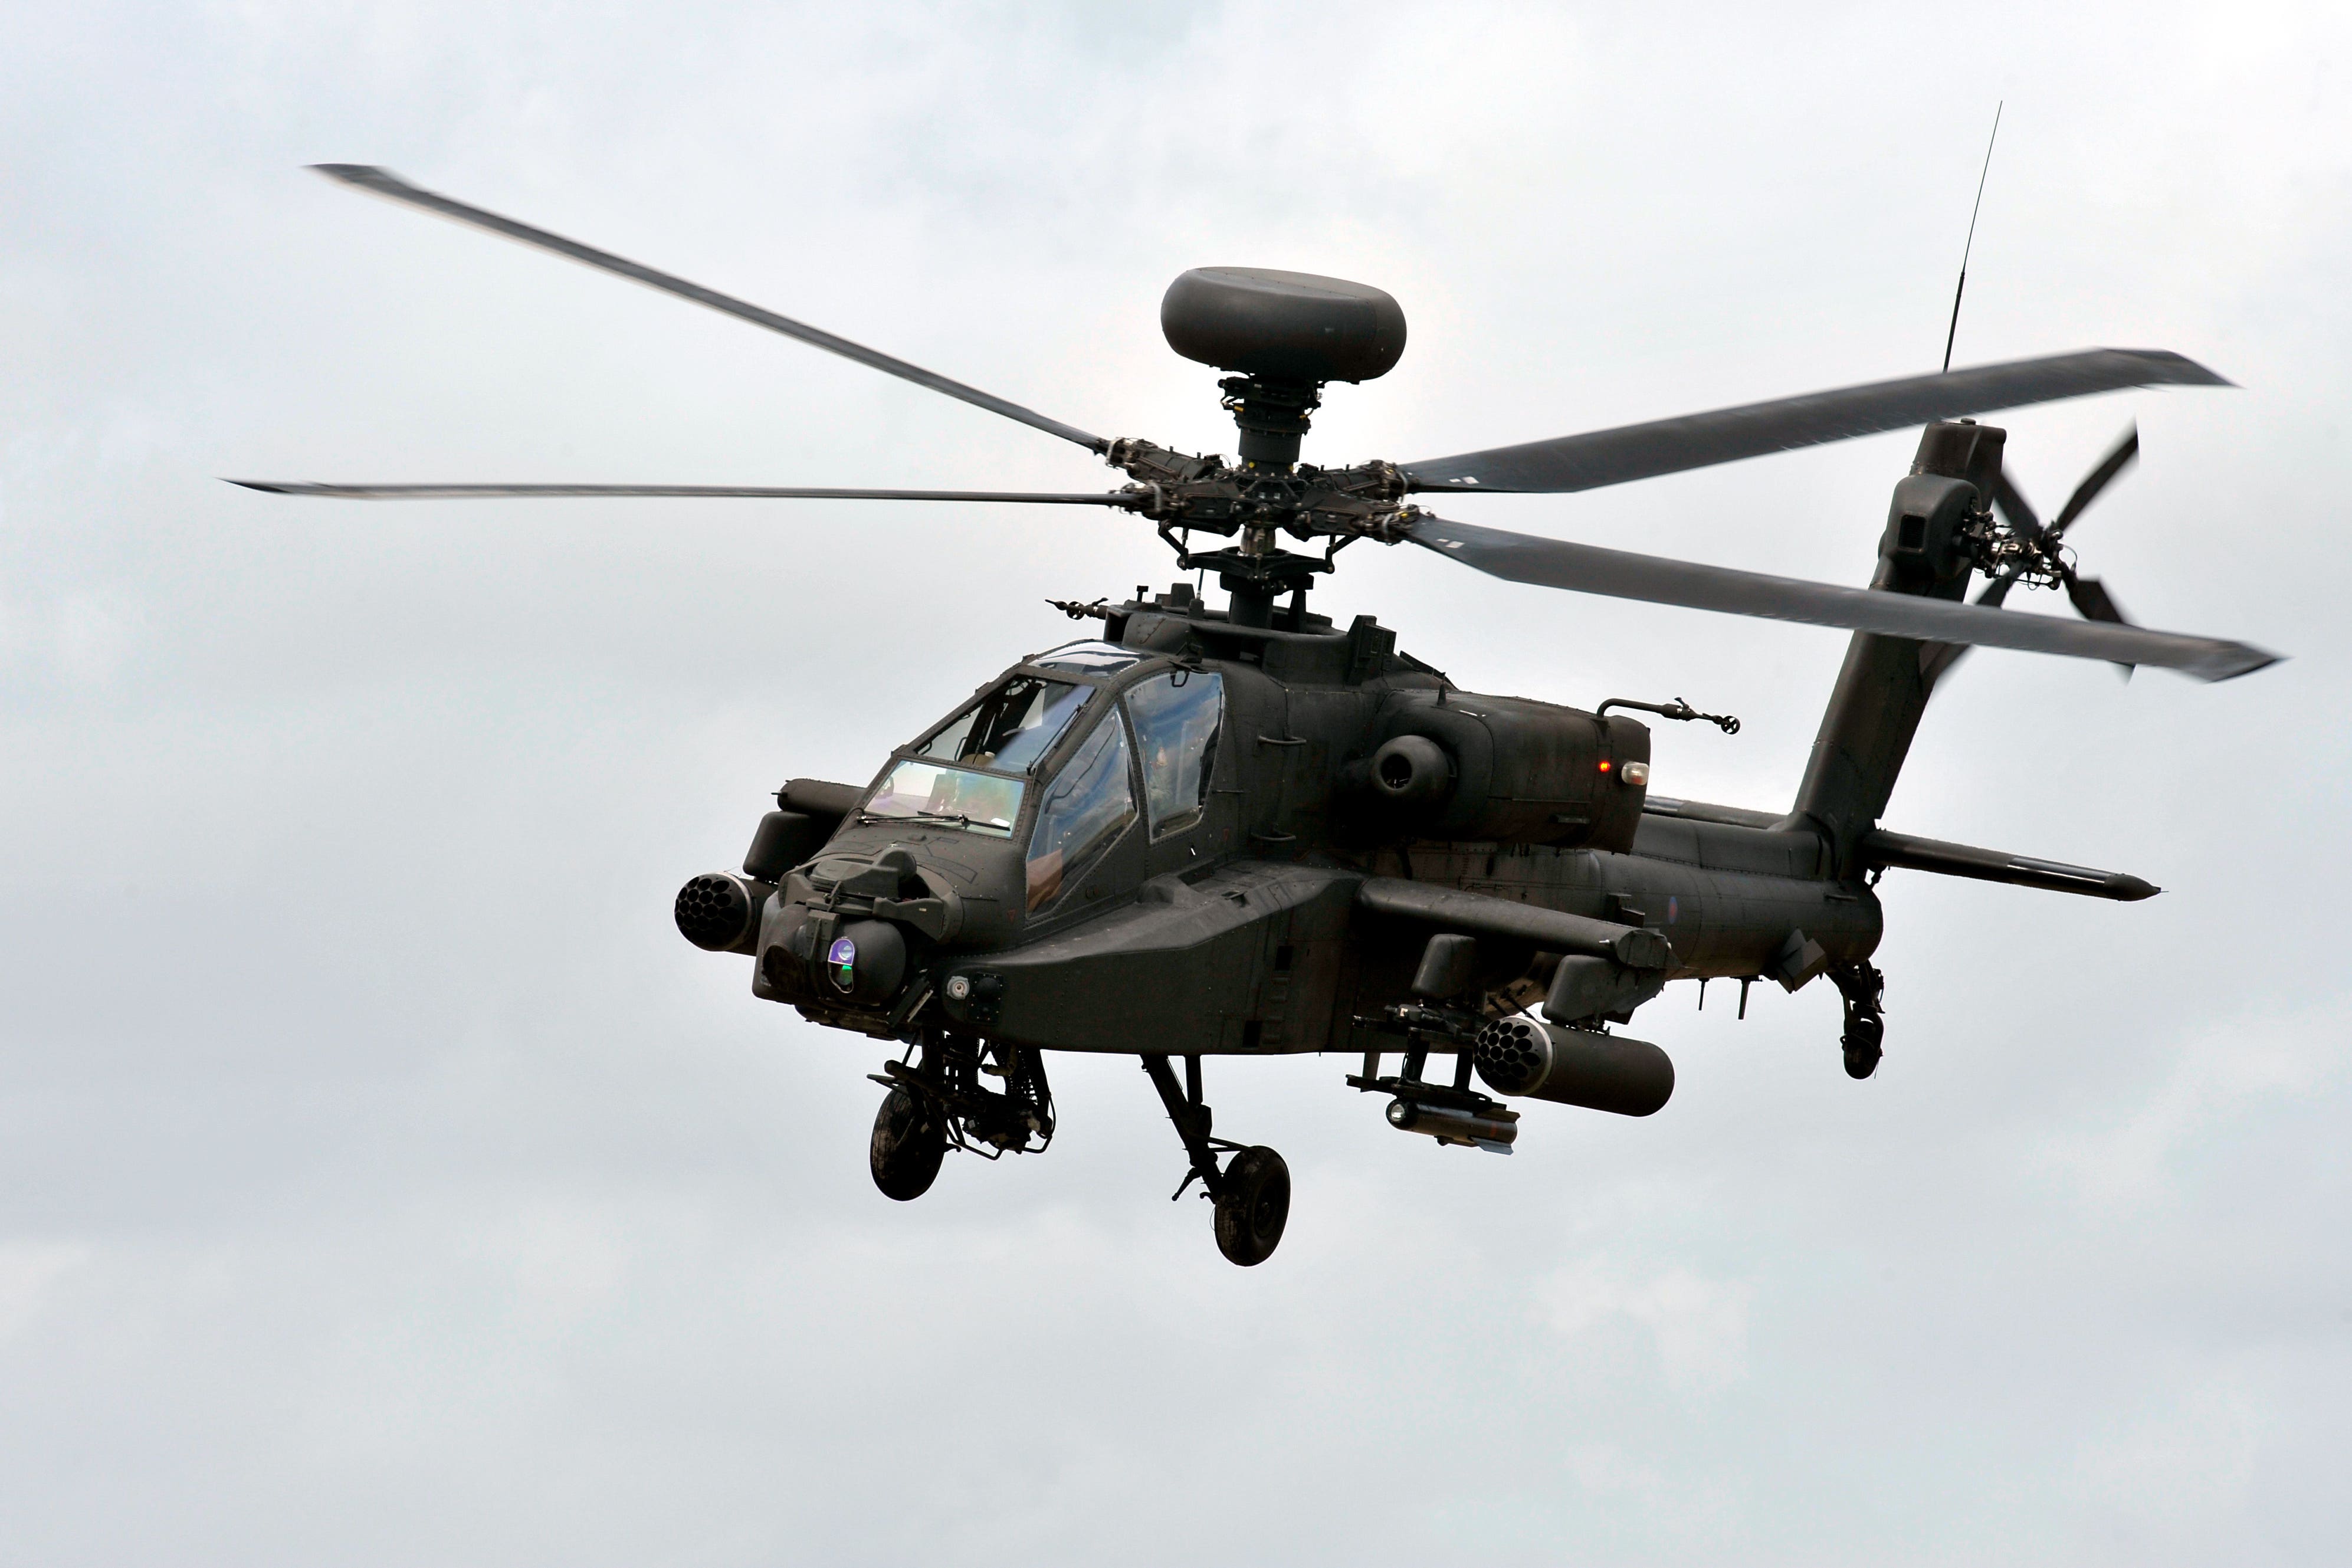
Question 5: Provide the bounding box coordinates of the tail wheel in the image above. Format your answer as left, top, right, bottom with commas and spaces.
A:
1213, 1146, 1291, 1267
870, 1086, 947, 1201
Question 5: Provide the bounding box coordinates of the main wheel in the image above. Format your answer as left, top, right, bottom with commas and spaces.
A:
1213, 1146, 1291, 1267
870, 1086, 947, 1201
1842, 1012, 1885, 1081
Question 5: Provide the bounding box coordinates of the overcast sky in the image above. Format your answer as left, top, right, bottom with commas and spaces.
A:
4, 2, 2349, 1563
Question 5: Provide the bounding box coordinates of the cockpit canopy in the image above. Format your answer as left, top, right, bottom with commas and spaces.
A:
859, 645, 1229, 913
919, 674, 1087, 774
1029, 640, 1146, 677
864, 674, 1088, 838
1125, 669, 1223, 839
1024, 665, 1226, 908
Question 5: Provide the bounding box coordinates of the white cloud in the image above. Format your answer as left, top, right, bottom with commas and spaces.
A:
53, 591, 144, 687
1537, 1254, 1755, 1391
2070, 1374, 2261, 1528
2037, 1000, 2346, 1209
0, 1241, 92, 1345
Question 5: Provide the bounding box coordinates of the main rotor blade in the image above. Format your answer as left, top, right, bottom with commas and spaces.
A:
2048, 422, 2139, 539
227, 480, 1137, 504
1403, 511, 2276, 682
311, 165, 1108, 453
1400, 349, 2228, 494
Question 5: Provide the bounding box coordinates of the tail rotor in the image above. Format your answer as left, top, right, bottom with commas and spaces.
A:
1923, 422, 2143, 685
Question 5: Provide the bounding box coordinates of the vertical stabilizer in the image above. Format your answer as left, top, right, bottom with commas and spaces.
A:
1787, 422, 2002, 872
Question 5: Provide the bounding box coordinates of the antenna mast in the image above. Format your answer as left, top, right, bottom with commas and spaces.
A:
1941, 101, 2004, 374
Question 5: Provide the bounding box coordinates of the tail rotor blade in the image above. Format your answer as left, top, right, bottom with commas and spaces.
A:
2064, 571, 2128, 626
2065, 572, 2136, 680
2048, 422, 2140, 539
1917, 639, 1966, 690
1991, 468, 2046, 546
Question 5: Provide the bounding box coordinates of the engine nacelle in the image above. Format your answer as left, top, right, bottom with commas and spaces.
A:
1472, 1016, 1675, 1117
1370, 734, 1455, 805
1351, 690, 1650, 850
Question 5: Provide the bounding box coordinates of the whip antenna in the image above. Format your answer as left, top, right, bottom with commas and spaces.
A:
1941, 101, 2004, 373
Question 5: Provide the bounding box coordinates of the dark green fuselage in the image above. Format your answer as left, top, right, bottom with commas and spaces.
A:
742, 593, 1882, 1057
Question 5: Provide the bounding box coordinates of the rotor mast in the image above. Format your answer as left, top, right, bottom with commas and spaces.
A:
1151, 268, 1412, 628
1218, 373, 1321, 626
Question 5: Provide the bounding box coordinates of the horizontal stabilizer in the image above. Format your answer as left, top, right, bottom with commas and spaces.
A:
1859, 828, 2158, 901
1642, 799, 2159, 901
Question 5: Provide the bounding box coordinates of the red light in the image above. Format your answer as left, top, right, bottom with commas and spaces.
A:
1597, 759, 1612, 772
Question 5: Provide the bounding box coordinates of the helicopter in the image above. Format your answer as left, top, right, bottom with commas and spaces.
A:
236, 165, 2279, 1267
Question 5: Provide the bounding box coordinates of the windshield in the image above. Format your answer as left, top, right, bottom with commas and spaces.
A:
863, 759, 1025, 838
918, 676, 1088, 775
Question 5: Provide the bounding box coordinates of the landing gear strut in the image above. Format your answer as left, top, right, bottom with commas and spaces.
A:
1831, 961, 1886, 1080
1140, 1054, 1290, 1267
867, 1029, 1056, 1199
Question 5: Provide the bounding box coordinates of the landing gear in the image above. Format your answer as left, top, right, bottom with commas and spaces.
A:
866, 1029, 1056, 1200
1215, 1146, 1291, 1267
870, 1086, 946, 1200
1841, 1015, 1884, 1080
1831, 961, 1886, 1080
1140, 1054, 1291, 1267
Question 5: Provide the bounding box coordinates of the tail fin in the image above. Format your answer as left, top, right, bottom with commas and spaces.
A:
1787, 422, 2003, 873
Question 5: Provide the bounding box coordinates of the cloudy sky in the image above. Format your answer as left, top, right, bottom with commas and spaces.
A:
5, 2, 2348, 1562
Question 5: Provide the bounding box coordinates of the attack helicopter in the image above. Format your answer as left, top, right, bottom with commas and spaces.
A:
236, 165, 2278, 1266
